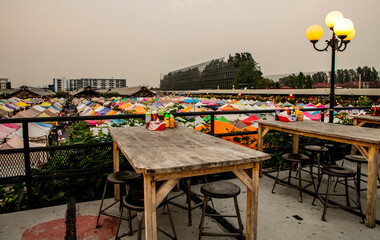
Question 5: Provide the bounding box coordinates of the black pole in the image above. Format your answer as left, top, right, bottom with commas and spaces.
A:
329, 33, 337, 123
22, 121, 32, 208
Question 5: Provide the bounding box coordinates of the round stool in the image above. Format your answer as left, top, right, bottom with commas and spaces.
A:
336, 154, 380, 192
304, 145, 331, 182
272, 153, 312, 203
96, 171, 141, 237
198, 181, 243, 240
312, 165, 364, 222
118, 191, 177, 240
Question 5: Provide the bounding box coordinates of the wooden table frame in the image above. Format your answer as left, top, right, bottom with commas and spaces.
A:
353, 115, 380, 127
110, 126, 271, 240
256, 120, 380, 228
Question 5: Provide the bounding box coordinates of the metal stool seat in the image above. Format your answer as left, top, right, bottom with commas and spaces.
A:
272, 153, 313, 203
304, 145, 329, 153
304, 145, 332, 182
117, 191, 177, 240
198, 182, 244, 240
312, 165, 364, 222
96, 171, 141, 238
335, 154, 380, 192
201, 181, 240, 198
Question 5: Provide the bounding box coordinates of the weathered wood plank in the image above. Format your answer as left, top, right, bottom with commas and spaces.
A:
246, 163, 259, 240
293, 134, 299, 154
144, 174, 157, 240
254, 120, 380, 145
232, 169, 253, 192
155, 179, 179, 208
365, 145, 379, 228
109, 126, 271, 174
113, 141, 120, 200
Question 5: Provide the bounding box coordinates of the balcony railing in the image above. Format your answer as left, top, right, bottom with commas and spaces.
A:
0, 106, 369, 209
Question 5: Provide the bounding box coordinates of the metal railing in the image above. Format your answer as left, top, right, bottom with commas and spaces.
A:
0, 106, 370, 208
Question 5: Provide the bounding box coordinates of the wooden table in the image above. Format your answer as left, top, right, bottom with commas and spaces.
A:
255, 120, 380, 228
353, 115, 380, 127
109, 126, 271, 240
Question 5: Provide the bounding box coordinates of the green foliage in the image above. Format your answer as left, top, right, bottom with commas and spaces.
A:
233, 57, 278, 89
279, 72, 312, 89
335, 111, 353, 125
54, 91, 68, 98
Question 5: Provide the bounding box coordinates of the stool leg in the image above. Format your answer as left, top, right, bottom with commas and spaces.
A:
297, 162, 303, 203
356, 163, 361, 194
312, 172, 323, 206
137, 211, 143, 240
166, 204, 178, 240
288, 162, 293, 184
127, 209, 133, 235
353, 176, 365, 223
333, 159, 345, 192
96, 182, 107, 227
317, 153, 321, 184
115, 204, 124, 240
322, 175, 332, 221
272, 163, 282, 194
233, 196, 244, 240
198, 196, 208, 240
186, 178, 192, 226
344, 177, 350, 207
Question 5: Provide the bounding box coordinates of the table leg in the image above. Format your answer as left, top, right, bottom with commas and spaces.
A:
293, 134, 299, 154
144, 174, 157, 240
246, 163, 259, 240
113, 141, 120, 200
365, 145, 379, 228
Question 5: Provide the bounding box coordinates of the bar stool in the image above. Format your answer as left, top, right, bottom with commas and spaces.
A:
96, 171, 141, 237
335, 154, 380, 192
198, 181, 244, 240
116, 190, 178, 240
304, 145, 331, 183
312, 165, 364, 223
272, 153, 313, 203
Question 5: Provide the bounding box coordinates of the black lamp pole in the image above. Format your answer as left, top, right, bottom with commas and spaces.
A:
311, 31, 349, 123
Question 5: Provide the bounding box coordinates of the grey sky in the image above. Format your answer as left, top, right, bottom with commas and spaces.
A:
1, 0, 379, 88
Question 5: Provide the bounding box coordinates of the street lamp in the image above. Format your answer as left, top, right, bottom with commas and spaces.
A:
306, 10, 355, 123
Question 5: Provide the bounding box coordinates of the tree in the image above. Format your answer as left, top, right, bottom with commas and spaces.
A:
234, 59, 263, 89
312, 72, 329, 83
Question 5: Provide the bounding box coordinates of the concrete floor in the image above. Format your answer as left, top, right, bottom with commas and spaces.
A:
1, 160, 379, 240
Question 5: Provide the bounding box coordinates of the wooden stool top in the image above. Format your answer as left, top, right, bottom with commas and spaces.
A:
321, 166, 356, 178
107, 170, 141, 184
282, 153, 309, 163
201, 181, 240, 198
304, 145, 329, 152
344, 155, 367, 164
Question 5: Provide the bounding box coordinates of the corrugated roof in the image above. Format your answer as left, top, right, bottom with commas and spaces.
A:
172, 88, 380, 96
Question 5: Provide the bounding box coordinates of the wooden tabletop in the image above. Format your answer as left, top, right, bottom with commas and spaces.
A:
353, 115, 380, 122
255, 120, 380, 145
109, 126, 271, 174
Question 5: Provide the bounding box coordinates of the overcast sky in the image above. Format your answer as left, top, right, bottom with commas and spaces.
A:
1, 0, 379, 88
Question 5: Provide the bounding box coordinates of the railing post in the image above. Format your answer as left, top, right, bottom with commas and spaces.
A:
22, 121, 32, 208
321, 110, 325, 122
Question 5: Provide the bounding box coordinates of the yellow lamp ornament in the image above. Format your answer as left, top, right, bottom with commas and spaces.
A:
306, 25, 323, 43
333, 18, 354, 38
325, 11, 344, 29
306, 10, 356, 123
343, 28, 356, 42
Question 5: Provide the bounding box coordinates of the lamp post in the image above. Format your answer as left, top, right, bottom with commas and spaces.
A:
306, 11, 355, 123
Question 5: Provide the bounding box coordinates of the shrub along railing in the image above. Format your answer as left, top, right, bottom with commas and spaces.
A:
0, 106, 369, 210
